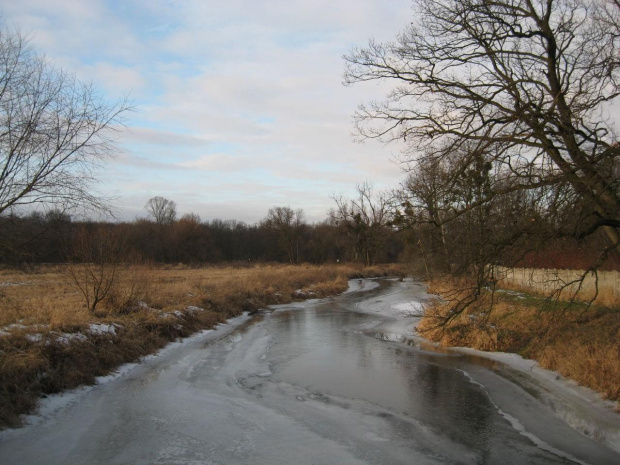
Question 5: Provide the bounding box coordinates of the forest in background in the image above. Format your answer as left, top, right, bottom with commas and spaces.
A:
1, 194, 618, 275
0, 203, 403, 268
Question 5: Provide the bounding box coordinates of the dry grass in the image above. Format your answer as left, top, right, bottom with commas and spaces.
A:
419, 277, 620, 403
0, 262, 404, 428
493, 266, 620, 308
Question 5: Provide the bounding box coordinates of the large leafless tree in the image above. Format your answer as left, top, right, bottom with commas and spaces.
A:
0, 26, 129, 216
263, 206, 305, 264
145, 196, 177, 225
345, 0, 620, 255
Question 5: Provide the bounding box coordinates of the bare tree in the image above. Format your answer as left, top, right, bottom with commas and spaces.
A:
67, 226, 127, 315
344, 0, 620, 252
0, 25, 129, 216
331, 182, 393, 266
397, 156, 453, 272
145, 196, 177, 225
263, 206, 305, 264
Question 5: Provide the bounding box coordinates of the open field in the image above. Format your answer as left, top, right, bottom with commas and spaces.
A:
419, 278, 620, 404
494, 266, 620, 307
0, 262, 404, 428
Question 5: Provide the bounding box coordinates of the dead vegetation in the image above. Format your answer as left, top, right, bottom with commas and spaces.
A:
419, 277, 620, 403
0, 262, 404, 428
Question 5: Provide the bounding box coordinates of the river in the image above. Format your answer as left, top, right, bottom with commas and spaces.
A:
1, 278, 619, 464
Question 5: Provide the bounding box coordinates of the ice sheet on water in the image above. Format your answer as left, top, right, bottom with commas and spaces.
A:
453, 346, 620, 453
344, 279, 380, 293
390, 301, 425, 316
458, 368, 593, 465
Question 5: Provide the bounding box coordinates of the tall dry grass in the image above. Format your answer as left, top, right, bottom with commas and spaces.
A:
0, 262, 404, 428
419, 277, 620, 403
493, 266, 620, 308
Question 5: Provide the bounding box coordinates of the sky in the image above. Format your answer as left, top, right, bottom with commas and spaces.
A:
0, 0, 414, 223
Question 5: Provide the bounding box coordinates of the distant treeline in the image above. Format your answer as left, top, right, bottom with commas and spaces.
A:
2, 192, 618, 273
0, 210, 404, 266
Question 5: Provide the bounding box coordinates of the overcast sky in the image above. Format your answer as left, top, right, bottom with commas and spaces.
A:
0, 0, 414, 223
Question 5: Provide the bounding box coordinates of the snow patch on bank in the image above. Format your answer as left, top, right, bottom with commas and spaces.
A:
88, 323, 118, 336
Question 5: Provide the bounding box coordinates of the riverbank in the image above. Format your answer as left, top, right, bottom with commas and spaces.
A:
2, 277, 619, 464
418, 278, 620, 404
0, 263, 404, 429
352, 277, 620, 455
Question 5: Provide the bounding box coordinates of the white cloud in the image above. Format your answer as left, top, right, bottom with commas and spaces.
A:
0, 0, 414, 222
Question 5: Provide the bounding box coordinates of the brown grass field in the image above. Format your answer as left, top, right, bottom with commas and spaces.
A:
0, 262, 404, 428
419, 278, 620, 405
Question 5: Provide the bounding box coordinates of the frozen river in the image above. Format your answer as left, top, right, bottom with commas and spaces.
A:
1, 279, 619, 464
